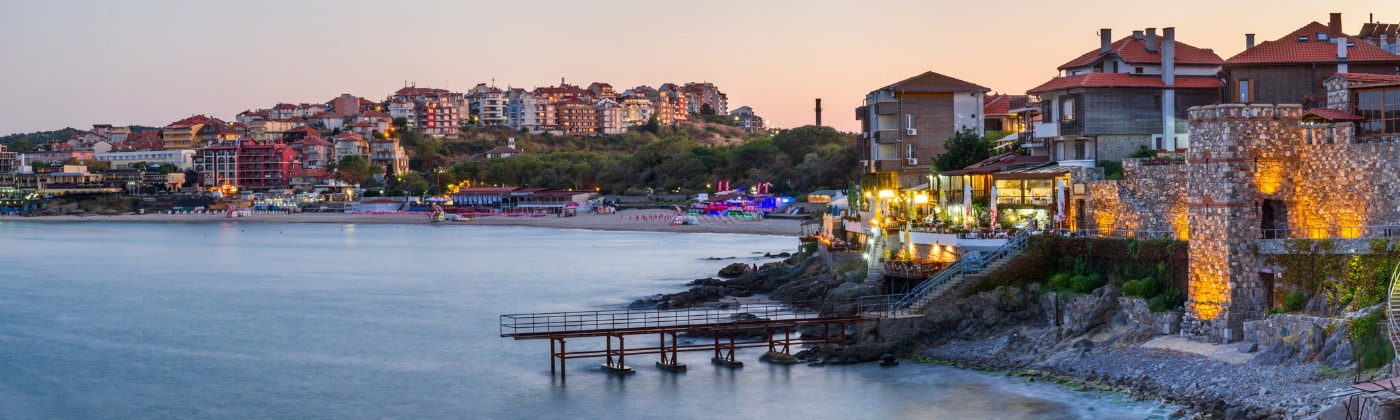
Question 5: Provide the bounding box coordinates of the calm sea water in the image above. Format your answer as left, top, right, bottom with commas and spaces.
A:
0, 221, 1172, 419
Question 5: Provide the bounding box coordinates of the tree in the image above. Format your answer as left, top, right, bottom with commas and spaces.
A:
8, 139, 34, 152
392, 117, 409, 130
334, 155, 378, 186
700, 103, 715, 115
934, 128, 994, 172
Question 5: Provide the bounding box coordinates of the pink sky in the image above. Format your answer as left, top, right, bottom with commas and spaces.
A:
0, 0, 1393, 136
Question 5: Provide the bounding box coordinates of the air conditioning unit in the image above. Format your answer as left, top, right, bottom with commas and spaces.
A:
906, 158, 919, 165
906, 128, 918, 136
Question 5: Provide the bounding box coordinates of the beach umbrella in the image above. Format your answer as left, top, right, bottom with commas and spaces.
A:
989, 184, 998, 229
962, 179, 972, 229
1056, 178, 1067, 228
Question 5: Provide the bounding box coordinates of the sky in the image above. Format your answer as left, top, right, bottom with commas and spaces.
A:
0, 0, 1396, 136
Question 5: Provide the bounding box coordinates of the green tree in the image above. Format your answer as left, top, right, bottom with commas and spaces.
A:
934, 128, 993, 171
334, 155, 378, 186
8, 139, 34, 152
700, 103, 715, 115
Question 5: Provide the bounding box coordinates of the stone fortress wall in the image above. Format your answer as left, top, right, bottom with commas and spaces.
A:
1083, 103, 1400, 342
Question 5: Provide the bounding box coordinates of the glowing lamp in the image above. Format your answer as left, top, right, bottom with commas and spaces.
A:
913, 194, 929, 204
878, 190, 894, 198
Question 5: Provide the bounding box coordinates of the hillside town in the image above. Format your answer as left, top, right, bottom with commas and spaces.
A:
8, 7, 1400, 419
0, 79, 763, 211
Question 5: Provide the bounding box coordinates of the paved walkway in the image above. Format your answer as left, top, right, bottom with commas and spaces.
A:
1141, 336, 1256, 365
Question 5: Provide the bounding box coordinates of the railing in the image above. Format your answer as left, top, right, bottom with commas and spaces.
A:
857, 230, 1030, 314
1261, 225, 1400, 240
1075, 229, 1178, 239
1389, 261, 1400, 374
500, 300, 853, 338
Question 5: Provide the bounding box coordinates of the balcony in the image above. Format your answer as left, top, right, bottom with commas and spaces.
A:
875, 129, 900, 143
874, 159, 904, 172
1032, 121, 1059, 138
855, 106, 867, 120
874, 101, 898, 116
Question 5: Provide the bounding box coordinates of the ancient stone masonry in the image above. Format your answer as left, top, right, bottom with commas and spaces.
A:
1084, 159, 1189, 238
1180, 104, 1283, 343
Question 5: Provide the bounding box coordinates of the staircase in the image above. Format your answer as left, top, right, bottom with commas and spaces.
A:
865, 234, 887, 282
857, 230, 1030, 315
907, 255, 1017, 313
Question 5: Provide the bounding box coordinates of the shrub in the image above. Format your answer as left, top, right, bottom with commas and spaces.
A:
1048, 272, 1072, 291
1348, 311, 1395, 372
1282, 291, 1307, 312
1148, 288, 1184, 312
1122, 277, 1161, 298
1071, 274, 1105, 294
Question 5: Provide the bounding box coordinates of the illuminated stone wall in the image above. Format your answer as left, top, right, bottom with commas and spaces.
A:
1084, 160, 1189, 238
1080, 103, 1400, 342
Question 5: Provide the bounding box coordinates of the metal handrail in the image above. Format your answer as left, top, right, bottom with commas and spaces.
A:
1388, 261, 1400, 375
501, 300, 850, 337
1075, 229, 1177, 239
858, 230, 1030, 314
1260, 225, 1400, 240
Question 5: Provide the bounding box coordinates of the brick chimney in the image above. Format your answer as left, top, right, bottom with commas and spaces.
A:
1329, 13, 1343, 37
1146, 28, 1158, 53
1100, 29, 1112, 54
1246, 34, 1255, 49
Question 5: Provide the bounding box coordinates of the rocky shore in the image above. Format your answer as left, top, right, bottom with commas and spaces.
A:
642, 249, 1367, 419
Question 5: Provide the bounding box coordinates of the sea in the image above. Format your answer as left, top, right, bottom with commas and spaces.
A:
0, 221, 1175, 419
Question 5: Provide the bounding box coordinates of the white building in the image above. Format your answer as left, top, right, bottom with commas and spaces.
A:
96, 149, 197, 170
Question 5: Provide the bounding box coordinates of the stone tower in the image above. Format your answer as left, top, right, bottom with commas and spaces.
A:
1182, 104, 1304, 343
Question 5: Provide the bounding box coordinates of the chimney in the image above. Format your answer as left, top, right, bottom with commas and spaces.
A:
1338, 37, 1349, 73
1329, 13, 1343, 37
1146, 28, 1158, 53
815, 98, 823, 127
1246, 34, 1256, 49
1132, 30, 1144, 39
1100, 28, 1112, 54
1161, 27, 1177, 151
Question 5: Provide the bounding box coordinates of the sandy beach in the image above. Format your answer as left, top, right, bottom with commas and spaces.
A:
0, 210, 807, 236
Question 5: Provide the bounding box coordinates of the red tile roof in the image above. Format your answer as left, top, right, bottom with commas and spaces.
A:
1333, 72, 1400, 85
1028, 73, 1223, 94
484, 146, 522, 155
291, 168, 329, 178
294, 136, 334, 146
880, 71, 988, 93
454, 187, 519, 194
1226, 22, 1400, 64
983, 94, 1031, 116
1059, 36, 1223, 70
1303, 108, 1364, 121
939, 153, 1050, 176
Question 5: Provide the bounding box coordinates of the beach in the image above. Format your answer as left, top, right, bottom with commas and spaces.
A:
0, 210, 806, 236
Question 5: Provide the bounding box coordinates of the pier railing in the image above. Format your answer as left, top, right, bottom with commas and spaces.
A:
501, 300, 860, 339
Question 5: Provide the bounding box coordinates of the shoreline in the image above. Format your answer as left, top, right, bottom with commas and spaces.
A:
0, 211, 805, 236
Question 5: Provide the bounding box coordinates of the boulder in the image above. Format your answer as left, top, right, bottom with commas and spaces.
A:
718, 263, 750, 278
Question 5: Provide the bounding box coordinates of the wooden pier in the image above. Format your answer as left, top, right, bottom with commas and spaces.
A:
500, 301, 878, 378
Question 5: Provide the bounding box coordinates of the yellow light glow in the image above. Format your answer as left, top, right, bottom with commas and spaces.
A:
914, 193, 929, 204
878, 190, 894, 198
1254, 160, 1283, 195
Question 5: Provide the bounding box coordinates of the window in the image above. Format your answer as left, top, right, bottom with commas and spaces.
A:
1237, 80, 1253, 103
905, 114, 915, 129
1135, 67, 1144, 74
1061, 98, 1076, 121
1357, 88, 1400, 138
